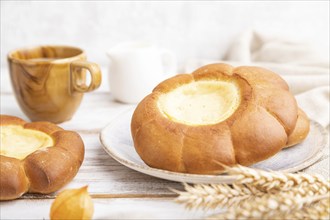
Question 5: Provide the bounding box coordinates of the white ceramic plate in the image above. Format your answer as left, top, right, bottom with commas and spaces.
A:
100, 108, 328, 183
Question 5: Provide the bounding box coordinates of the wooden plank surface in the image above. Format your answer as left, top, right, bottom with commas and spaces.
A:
22, 131, 183, 198
0, 198, 221, 219
0, 67, 200, 219
0, 93, 184, 198
0, 92, 133, 132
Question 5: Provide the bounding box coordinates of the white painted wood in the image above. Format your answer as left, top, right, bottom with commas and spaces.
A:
6, 132, 183, 199
0, 67, 184, 199
0, 92, 134, 132
0, 198, 222, 219
0, 66, 200, 219
51, 133, 183, 197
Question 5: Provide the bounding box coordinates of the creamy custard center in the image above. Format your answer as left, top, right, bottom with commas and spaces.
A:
158, 80, 241, 125
0, 125, 54, 160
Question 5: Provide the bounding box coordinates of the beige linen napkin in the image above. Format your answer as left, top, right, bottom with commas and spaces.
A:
225, 30, 330, 128
184, 30, 329, 177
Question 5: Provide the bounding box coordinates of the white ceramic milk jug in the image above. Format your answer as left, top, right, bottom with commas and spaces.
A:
107, 42, 176, 103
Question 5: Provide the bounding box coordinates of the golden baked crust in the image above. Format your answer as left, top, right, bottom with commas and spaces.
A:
286, 109, 310, 148
131, 63, 310, 174
0, 115, 84, 200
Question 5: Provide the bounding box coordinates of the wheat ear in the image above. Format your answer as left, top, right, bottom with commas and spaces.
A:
174, 183, 264, 210
174, 165, 329, 210
224, 165, 329, 194
286, 196, 330, 220
207, 193, 329, 220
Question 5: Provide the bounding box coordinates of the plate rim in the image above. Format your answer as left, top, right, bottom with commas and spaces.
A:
99, 108, 328, 183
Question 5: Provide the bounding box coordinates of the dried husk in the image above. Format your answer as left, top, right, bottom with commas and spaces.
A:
174, 165, 330, 219
50, 186, 94, 220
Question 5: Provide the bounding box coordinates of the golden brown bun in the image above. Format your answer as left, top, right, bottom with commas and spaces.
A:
131, 63, 310, 174
286, 108, 310, 148
0, 115, 84, 200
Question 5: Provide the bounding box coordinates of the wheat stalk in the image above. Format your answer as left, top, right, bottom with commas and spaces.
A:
175, 182, 330, 216
286, 197, 330, 220
173, 165, 330, 219
174, 183, 265, 210
224, 165, 329, 193
207, 193, 329, 220
290, 181, 329, 197
174, 166, 329, 210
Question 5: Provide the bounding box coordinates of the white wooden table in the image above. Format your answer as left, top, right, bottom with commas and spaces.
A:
0, 67, 218, 219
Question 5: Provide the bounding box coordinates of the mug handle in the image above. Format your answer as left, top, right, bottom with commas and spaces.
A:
70, 60, 102, 93
161, 49, 177, 76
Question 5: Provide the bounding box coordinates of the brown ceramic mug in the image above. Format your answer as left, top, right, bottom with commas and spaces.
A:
8, 45, 102, 123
